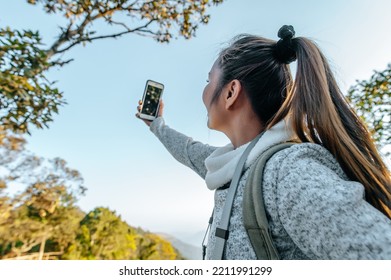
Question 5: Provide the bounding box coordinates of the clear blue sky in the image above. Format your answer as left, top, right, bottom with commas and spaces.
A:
2, 0, 391, 243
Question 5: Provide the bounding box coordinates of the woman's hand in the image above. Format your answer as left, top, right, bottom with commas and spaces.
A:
135, 99, 164, 127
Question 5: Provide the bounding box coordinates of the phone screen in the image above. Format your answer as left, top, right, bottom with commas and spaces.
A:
141, 84, 163, 117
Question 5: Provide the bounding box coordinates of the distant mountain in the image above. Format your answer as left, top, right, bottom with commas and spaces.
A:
169, 230, 206, 247
158, 233, 203, 260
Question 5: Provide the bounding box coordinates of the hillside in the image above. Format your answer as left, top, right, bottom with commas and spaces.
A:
158, 233, 203, 260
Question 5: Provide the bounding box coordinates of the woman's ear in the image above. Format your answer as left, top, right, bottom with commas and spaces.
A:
224, 79, 242, 110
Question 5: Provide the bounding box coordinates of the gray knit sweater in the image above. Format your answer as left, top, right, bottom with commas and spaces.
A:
150, 117, 391, 260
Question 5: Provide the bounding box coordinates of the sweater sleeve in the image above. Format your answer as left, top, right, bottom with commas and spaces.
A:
274, 144, 391, 260
149, 117, 217, 179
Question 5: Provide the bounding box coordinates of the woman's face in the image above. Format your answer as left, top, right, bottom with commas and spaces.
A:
202, 61, 226, 130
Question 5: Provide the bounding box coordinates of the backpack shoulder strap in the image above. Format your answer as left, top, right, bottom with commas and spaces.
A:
243, 142, 296, 260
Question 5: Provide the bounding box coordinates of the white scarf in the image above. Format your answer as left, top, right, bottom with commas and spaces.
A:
204, 119, 295, 190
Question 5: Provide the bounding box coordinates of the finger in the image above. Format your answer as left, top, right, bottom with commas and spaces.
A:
138, 100, 143, 105
157, 100, 164, 117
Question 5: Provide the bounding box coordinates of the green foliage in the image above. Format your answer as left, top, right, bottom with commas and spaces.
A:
0, 131, 182, 260
0, 102, 182, 260
347, 64, 391, 148
0, 133, 181, 259
62, 207, 182, 260
0, 128, 86, 259
0, 28, 65, 134
137, 233, 181, 260
65, 207, 138, 260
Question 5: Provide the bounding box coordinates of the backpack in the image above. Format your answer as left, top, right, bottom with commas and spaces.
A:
204, 141, 295, 260
242, 142, 295, 259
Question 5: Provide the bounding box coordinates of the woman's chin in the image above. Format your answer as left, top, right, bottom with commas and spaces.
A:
207, 119, 213, 129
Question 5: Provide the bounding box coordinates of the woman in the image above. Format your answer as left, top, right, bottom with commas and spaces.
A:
136, 25, 391, 259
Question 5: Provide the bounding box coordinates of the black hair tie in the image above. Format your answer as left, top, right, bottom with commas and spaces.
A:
274, 25, 297, 64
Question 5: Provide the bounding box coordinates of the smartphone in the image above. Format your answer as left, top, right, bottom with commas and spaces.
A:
139, 80, 164, 121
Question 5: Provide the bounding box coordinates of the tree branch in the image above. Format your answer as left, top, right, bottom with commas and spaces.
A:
46, 22, 74, 59
55, 20, 156, 55
104, 17, 133, 31
51, 58, 74, 67
46, 4, 138, 59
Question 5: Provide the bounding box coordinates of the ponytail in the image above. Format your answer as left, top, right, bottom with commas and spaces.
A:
269, 30, 391, 218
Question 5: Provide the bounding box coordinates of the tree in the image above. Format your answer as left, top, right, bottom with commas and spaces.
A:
66, 207, 139, 260
64, 206, 182, 260
137, 232, 181, 260
0, 183, 86, 259
0, 130, 86, 259
347, 63, 391, 151
0, 131, 181, 260
0, 129, 24, 229
0, 0, 224, 134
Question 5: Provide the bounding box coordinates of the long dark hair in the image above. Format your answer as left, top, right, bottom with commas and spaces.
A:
213, 27, 391, 218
